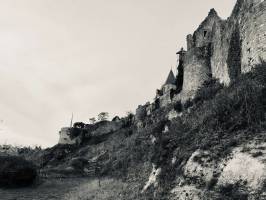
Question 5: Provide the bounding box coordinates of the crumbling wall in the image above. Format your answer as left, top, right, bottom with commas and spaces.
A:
193, 9, 222, 48
172, 0, 265, 104
58, 127, 82, 145
181, 8, 222, 98
239, 0, 266, 72
211, 0, 266, 84
210, 20, 231, 84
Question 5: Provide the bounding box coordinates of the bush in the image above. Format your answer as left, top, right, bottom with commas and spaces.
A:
70, 157, 88, 171
0, 156, 37, 187
218, 183, 248, 200
194, 78, 224, 104
174, 101, 182, 112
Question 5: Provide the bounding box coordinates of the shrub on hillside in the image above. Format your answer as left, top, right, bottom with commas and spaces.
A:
0, 156, 37, 187
70, 157, 88, 171
185, 62, 266, 134
149, 62, 266, 197
194, 78, 224, 104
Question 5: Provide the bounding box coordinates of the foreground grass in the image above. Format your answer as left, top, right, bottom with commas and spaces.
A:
0, 178, 89, 200
63, 178, 143, 200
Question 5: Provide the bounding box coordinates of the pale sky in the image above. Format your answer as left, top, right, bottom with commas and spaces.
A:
0, 0, 236, 147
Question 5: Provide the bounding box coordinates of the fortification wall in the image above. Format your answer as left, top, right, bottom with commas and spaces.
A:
182, 47, 211, 98
173, 0, 265, 103
193, 9, 222, 48
58, 127, 82, 145
239, 0, 266, 72
209, 0, 265, 84
210, 20, 231, 85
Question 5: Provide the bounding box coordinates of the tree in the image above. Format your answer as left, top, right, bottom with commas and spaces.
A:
73, 122, 85, 129
89, 117, 96, 124
97, 112, 109, 121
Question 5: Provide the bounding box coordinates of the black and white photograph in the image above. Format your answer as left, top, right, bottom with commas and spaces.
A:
0, 0, 265, 199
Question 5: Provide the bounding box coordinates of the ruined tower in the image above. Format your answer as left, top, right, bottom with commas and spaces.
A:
179, 9, 220, 100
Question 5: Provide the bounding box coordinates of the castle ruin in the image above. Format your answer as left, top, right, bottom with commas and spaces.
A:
59, 0, 266, 144
154, 0, 266, 107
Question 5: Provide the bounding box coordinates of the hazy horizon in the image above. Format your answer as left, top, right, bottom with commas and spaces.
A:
0, 0, 236, 147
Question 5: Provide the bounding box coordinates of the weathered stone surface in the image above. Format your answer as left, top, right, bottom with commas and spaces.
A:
193, 8, 222, 48
238, 0, 266, 72
181, 0, 266, 93
58, 127, 84, 145
210, 20, 231, 85
182, 47, 211, 99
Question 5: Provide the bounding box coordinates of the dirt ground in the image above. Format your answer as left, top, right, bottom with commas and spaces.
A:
0, 178, 136, 200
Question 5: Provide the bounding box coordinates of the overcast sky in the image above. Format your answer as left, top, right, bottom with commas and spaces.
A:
0, 0, 236, 147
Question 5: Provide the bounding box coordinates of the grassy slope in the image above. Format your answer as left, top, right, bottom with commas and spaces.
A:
112, 62, 266, 199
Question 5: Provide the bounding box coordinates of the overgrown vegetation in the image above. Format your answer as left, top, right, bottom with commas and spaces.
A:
149, 62, 266, 198
80, 62, 266, 199
5, 63, 265, 199
0, 156, 37, 187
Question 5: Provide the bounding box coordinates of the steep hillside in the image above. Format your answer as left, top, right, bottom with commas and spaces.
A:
4, 0, 265, 199
36, 62, 266, 200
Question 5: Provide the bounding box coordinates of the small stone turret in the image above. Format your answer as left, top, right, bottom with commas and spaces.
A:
176, 47, 186, 62
155, 70, 177, 107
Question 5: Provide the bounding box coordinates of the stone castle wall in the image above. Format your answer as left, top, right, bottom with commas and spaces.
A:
182, 47, 211, 98
239, 0, 266, 73
183, 0, 265, 94
58, 0, 266, 145
142, 0, 265, 108
58, 127, 82, 145
192, 9, 222, 48
210, 0, 266, 85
